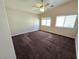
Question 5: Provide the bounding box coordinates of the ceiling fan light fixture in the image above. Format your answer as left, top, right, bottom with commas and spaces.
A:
40, 7, 44, 12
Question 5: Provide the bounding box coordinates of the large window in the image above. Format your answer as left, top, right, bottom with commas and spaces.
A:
56, 15, 77, 28
41, 17, 51, 26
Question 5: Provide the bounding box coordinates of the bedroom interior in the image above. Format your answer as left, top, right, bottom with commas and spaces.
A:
0, 0, 78, 59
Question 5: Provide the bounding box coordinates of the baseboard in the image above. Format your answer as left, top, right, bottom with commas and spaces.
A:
39, 30, 74, 39
12, 30, 39, 37
12, 30, 75, 39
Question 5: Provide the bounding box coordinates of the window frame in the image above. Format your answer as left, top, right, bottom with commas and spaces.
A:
55, 15, 77, 29
41, 17, 51, 26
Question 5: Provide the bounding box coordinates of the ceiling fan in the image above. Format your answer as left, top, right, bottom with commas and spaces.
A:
32, 0, 54, 12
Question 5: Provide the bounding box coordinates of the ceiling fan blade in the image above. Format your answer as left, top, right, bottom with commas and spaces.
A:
41, 0, 43, 2
44, 3, 50, 7
32, 8, 40, 12
39, 3, 50, 8
32, 3, 42, 8
32, 5, 40, 8
50, 5, 54, 7
32, 0, 50, 9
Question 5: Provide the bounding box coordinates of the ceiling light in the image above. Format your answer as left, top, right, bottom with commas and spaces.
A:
40, 7, 44, 12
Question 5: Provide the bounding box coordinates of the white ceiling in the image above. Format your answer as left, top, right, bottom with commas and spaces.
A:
5, 0, 72, 14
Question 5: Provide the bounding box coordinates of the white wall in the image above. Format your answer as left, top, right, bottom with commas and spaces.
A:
0, 0, 16, 59
6, 8, 39, 36
40, 0, 78, 38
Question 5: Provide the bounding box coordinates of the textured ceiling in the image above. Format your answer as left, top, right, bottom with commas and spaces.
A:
5, 0, 72, 14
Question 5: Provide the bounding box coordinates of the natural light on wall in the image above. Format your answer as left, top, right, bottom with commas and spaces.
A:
41, 17, 51, 26
56, 15, 77, 28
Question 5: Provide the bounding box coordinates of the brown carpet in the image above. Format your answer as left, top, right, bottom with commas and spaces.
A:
12, 31, 76, 59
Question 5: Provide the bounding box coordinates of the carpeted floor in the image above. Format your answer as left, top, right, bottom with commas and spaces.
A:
12, 31, 76, 59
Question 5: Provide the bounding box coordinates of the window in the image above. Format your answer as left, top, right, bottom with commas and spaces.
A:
41, 17, 51, 26
56, 15, 77, 28
56, 16, 65, 27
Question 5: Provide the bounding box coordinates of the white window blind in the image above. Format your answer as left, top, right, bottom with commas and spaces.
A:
56, 16, 65, 27
56, 15, 77, 28
41, 17, 51, 26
